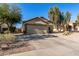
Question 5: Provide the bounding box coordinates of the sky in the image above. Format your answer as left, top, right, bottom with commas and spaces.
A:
16, 3, 79, 28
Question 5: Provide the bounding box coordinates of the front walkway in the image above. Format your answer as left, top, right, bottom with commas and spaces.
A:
11, 33, 79, 56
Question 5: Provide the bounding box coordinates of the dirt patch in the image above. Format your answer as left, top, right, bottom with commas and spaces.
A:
0, 41, 35, 56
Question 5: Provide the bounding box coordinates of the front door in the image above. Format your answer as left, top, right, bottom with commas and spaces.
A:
48, 27, 52, 33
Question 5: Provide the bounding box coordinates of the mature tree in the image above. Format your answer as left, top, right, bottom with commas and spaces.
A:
59, 12, 65, 31
75, 14, 79, 26
0, 4, 9, 25
48, 6, 71, 32
48, 7, 54, 31
48, 6, 63, 31
0, 4, 22, 33
9, 4, 22, 32
64, 11, 71, 31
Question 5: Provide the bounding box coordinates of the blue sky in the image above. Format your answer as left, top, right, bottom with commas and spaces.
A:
16, 3, 79, 28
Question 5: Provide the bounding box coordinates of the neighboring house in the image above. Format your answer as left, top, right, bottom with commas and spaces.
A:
75, 24, 79, 31
68, 21, 74, 31
22, 17, 53, 34
68, 21, 79, 31
15, 28, 23, 33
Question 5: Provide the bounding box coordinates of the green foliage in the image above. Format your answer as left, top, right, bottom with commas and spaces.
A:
9, 27, 16, 33
64, 11, 71, 24
48, 7, 60, 29
63, 11, 71, 31
48, 6, 65, 31
48, 7, 60, 24
0, 34, 4, 41
75, 14, 79, 26
48, 6, 71, 32
0, 4, 22, 33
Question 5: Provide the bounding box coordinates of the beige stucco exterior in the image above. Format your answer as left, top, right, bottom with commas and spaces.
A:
23, 17, 53, 34
26, 25, 48, 34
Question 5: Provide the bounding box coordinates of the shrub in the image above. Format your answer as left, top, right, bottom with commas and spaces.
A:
4, 30, 10, 34
0, 33, 16, 50
0, 33, 16, 43
4, 34, 16, 42
63, 31, 70, 35
0, 34, 4, 41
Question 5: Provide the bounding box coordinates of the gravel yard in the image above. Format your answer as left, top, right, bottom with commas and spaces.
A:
0, 40, 35, 56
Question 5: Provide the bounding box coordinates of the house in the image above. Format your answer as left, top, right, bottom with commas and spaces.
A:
68, 21, 79, 32
15, 28, 23, 33
68, 21, 74, 31
22, 17, 53, 34
74, 24, 79, 31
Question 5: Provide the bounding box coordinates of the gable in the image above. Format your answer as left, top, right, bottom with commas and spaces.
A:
24, 17, 49, 25
34, 21, 47, 24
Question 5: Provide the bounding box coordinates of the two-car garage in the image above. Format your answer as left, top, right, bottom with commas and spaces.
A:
23, 17, 52, 34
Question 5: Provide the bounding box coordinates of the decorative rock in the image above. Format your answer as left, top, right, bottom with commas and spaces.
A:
1, 44, 9, 50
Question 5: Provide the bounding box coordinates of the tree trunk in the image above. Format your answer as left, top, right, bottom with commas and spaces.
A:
6, 23, 10, 33
64, 24, 68, 32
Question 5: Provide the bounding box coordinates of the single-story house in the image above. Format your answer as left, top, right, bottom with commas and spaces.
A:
67, 21, 79, 32
68, 21, 79, 32
22, 17, 53, 34
68, 21, 74, 31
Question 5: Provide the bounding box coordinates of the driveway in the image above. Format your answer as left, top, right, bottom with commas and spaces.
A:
11, 33, 79, 56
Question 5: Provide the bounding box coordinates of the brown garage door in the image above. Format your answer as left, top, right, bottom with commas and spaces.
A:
26, 25, 48, 34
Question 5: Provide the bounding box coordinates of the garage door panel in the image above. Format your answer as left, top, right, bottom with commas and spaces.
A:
27, 25, 48, 34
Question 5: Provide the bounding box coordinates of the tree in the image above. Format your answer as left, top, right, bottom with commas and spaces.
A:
64, 11, 71, 31
59, 12, 65, 31
8, 4, 22, 32
48, 6, 71, 32
48, 6, 63, 31
0, 4, 22, 33
75, 14, 79, 26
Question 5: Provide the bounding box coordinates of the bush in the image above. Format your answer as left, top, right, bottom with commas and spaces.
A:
4, 34, 16, 42
4, 30, 10, 34
0, 33, 16, 44
0, 34, 4, 41
0, 33, 16, 50
63, 31, 70, 35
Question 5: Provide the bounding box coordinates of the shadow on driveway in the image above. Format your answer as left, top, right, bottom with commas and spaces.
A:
15, 34, 58, 41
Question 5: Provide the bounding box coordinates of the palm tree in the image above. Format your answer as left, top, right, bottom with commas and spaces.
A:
64, 11, 71, 31
59, 12, 65, 31
49, 7, 66, 32
48, 7, 61, 32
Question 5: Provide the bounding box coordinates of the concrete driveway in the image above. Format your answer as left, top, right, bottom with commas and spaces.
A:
11, 33, 79, 56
